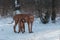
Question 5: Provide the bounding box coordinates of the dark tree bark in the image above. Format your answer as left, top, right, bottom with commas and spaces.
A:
51, 0, 56, 23
14, 0, 21, 11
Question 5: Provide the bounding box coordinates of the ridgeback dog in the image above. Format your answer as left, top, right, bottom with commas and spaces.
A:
13, 14, 34, 33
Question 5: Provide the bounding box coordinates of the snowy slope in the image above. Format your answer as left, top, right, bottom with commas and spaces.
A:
0, 17, 60, 40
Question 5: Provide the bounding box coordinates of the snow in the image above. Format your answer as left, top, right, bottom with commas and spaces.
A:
16, 10, 21, 14
0, 17, 60, 40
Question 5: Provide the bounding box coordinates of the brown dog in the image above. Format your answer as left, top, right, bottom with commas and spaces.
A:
13, 14, 34, 33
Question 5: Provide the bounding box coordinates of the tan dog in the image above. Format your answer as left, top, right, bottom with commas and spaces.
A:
13, 14, 34, 33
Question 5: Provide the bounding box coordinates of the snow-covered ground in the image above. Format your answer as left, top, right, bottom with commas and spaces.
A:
0, 17, 60, 40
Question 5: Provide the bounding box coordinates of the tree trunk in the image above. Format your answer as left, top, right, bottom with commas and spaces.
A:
51, 0, 56, 23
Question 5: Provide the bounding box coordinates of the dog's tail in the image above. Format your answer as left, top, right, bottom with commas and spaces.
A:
8, 20, 14, 24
